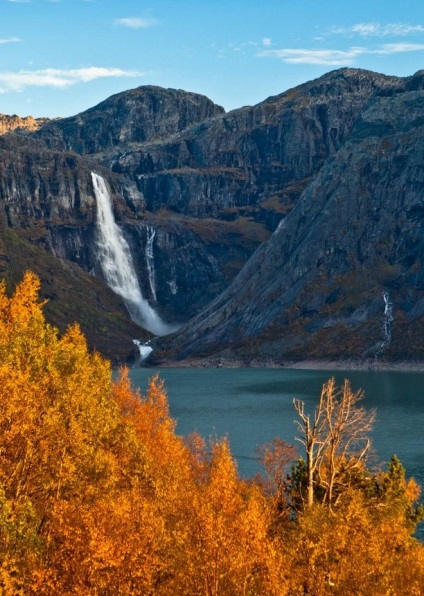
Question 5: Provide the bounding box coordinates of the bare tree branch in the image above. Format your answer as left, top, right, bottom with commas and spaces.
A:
293, 378, 375, 508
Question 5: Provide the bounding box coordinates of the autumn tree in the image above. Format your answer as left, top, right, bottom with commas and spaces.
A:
282, 380, 424, 594
1, 272, 424, 594
256, 438, 297, 533
283, 486, 424, 595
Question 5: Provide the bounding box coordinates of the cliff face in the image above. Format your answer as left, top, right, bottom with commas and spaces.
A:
0, 114, 53, 135
162, 71, 424, 363
0, 135, 148, 361
108, 69, 402, 223
0, 132, 269, 354
1, 69, 423, 363
0, 135, 96, 226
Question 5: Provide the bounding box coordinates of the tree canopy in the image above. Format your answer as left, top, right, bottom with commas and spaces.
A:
0, 272, 423, 595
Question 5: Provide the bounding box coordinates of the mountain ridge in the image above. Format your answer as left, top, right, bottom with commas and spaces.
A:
1, 68, 423, 364
157, 71, 424, 364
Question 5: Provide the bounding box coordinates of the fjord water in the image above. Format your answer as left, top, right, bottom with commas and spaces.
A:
128, 367, 424, 488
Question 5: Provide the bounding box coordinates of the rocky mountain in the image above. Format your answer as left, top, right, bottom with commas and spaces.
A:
0, 68, 423, 364
0, 87, 249, 359
29, 86, 273, 323
106, 69, 400, 222
159, 70, 424, 364
33, 86, 225, 154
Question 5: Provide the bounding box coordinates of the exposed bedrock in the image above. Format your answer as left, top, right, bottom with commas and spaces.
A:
160, 77, 424, 363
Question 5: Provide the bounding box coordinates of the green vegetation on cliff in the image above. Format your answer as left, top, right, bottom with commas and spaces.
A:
0, 230, 146, 363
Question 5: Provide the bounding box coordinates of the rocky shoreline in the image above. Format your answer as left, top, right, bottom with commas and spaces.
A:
144, 356, 424, 372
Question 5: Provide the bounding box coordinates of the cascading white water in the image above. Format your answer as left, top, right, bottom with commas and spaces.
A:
375, 290, 394, 358
132, 339, 153, 361
145, 225, 157, 301
91, 172, 172, 336
382, 290, 394, 346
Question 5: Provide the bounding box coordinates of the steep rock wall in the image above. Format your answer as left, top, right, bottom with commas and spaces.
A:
162, 74, 424, 362
110, 69, 402, 222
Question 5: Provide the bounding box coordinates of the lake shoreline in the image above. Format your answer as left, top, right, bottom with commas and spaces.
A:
146, 356, 424, 372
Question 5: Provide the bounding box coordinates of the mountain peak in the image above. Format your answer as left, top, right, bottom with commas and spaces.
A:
33, 85, 225, 154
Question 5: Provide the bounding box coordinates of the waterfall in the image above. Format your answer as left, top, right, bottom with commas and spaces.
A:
375, 290, 394, 358
132, 339, 153, 362
382, 291, 394, 346
145, 226, 157, 301
91, 172, 172, 336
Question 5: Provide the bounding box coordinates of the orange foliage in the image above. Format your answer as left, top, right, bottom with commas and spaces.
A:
0, 272, 423, 594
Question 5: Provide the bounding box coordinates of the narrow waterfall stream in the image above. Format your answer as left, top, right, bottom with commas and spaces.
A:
91, 172, 173, 337
375, 290, 394, 359
145, 226, 157, 301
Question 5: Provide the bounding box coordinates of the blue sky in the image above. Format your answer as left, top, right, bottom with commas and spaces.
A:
1, 0, 424, 117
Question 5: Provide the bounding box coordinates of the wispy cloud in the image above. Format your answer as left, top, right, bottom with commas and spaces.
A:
113, 17, 157, 29
332, 22, 424, 38
372, 42, 424, 54
0, 37, 21, 44
258, 42, 424, 66
5, 0, 31, 3
216, 41, 258, 58
258, 47, 364, 66
0, 67, 144, 93
262, 38, 272, 47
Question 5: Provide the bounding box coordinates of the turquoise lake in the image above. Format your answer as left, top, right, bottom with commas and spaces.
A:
128, 367, 424, 538
128, 367, 424, 487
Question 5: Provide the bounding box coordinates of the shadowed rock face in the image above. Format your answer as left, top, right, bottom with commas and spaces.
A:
1, 69, 424, 362
107, 69, 402, 221
0, 135, 148, 362
34, 86, 225, 154
161, 71, 424, 363
0, 135, 97, 226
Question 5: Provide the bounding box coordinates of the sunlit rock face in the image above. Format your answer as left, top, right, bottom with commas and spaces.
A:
0, 114, 53, 135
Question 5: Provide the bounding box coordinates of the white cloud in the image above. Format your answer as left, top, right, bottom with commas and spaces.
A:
0, 37, 21, 44
257, 47, 364, 66
351, 23, 381, 37
262, 38, 272, 47
5, 0, 31, 3
258, 42, 424, 66
372, 42, 424, 54
0, 67, 144, 93
113, 17, 156, 29
333, 22, 424, 38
